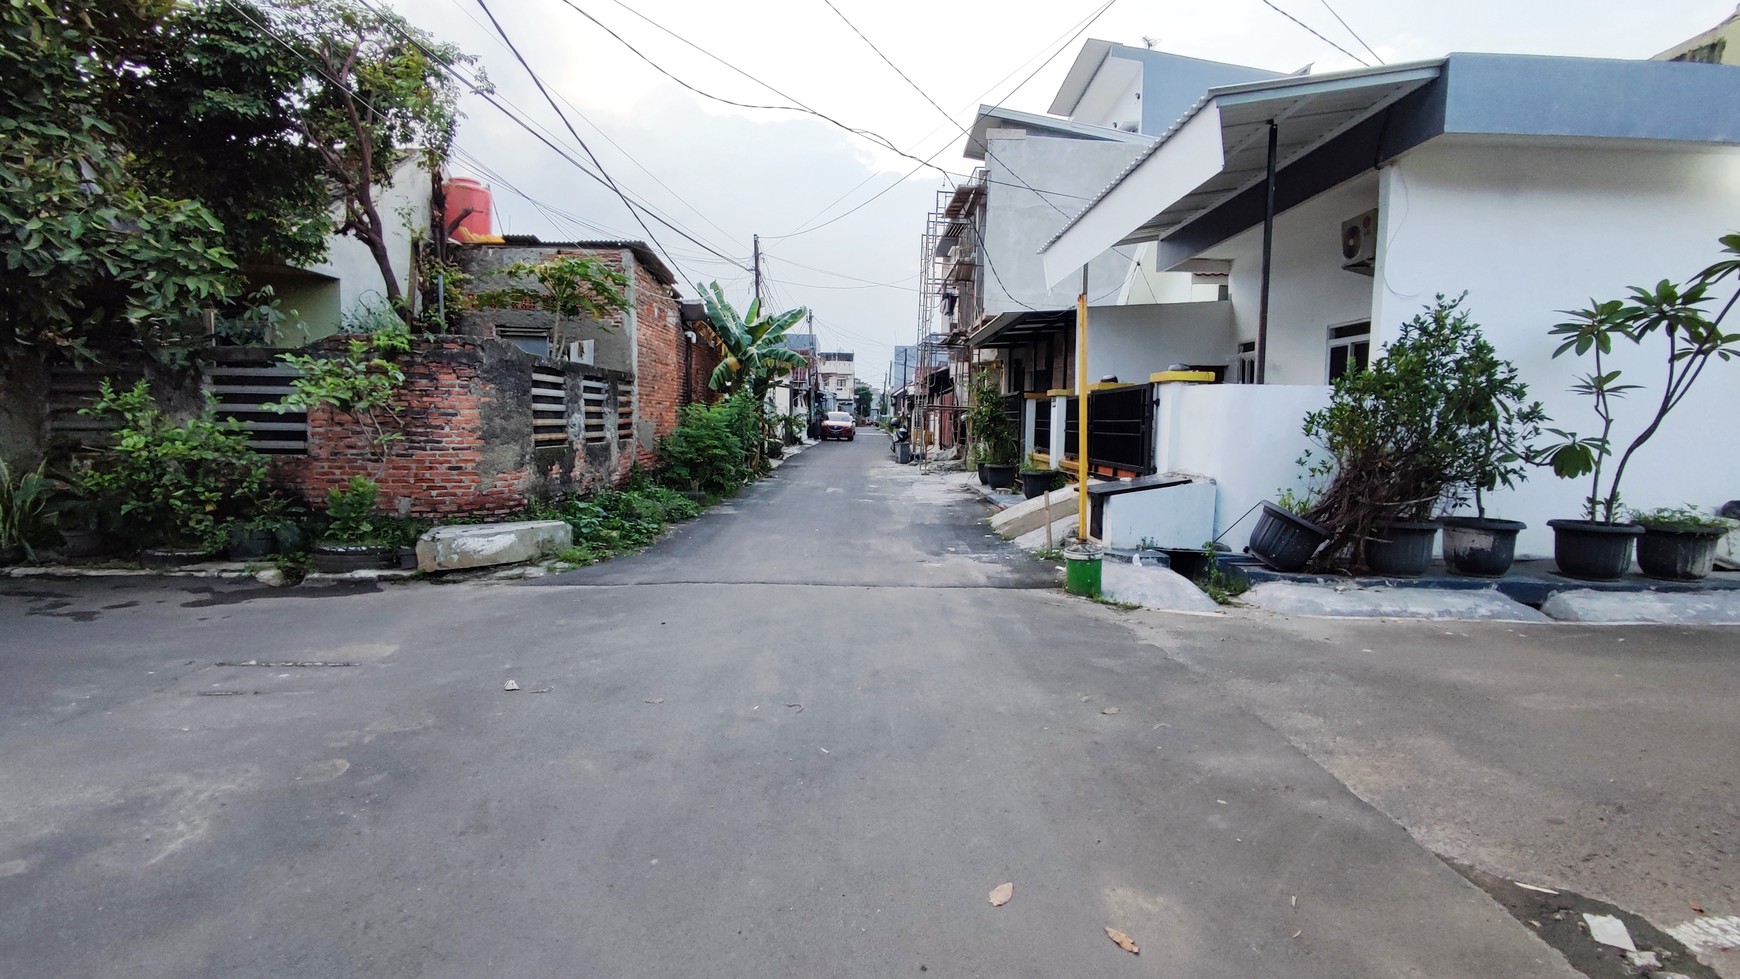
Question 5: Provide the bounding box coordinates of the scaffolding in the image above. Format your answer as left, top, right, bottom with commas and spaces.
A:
912, 169, 987, 458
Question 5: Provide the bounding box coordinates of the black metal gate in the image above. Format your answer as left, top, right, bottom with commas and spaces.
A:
1063, 386, 1154, 474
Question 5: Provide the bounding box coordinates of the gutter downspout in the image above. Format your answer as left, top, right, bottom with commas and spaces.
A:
1256, 120, 1278, 384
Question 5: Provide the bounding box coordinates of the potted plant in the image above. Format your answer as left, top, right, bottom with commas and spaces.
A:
51, 473, 118, 560
1437, 324, 1546, 577
78, 380, 267, 565
1019, 453, 1057, 499
1537, 235, 1740, 580
1294, 295, 1513, 577
965, 367, 1019, 489
0, 458, 62, 565
226, 494, 296, 561
312, 477, 397, 572
1247, 487, 1329, 573
1629, 506, 1736, 581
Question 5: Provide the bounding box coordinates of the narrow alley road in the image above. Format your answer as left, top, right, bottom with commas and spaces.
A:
1, 439, 1590, 977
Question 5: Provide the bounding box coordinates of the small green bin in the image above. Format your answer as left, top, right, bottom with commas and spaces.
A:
1063, 543, 1103, 597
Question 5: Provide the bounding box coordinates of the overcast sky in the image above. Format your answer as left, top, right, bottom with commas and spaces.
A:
389, 0, 1734, 385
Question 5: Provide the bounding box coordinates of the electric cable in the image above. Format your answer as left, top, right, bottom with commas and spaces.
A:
1256, 0, 1370, 67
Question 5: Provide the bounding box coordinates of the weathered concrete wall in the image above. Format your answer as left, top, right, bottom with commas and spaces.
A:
453, 245, 639, 374
271, 337, 635, 517
0, 355, 49, 465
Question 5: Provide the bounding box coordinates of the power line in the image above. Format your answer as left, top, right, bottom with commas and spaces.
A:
1256, 0, 1370, 67
763, 0, 1120, 242
341, 0, 750, 272
1317, 0, 1385, 65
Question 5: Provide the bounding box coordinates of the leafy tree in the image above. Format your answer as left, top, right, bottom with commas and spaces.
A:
118, 0, 332, 267
268, 0, 478, 311
0, 0, 238, 359
696, 283, 808, 403
854, 381, 872, 418
271, 321, 412, 479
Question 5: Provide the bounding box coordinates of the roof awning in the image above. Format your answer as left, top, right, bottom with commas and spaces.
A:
968, 309, 1076, 349
1040, 61, 1442, 287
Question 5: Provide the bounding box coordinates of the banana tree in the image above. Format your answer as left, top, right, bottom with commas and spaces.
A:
698, 282, 809, 403
697, 282, 809, 467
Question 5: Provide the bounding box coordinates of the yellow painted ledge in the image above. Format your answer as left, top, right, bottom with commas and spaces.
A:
1045, 388, 1075, 397
1150, 370, 1217, 383
1088, 380, 1145, 392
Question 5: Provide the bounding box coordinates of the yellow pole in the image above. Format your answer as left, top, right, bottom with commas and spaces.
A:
1076, 267, 1089, 542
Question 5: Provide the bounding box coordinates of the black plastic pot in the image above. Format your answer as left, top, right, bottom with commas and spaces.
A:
1246, 502, 1330, 572
0, 543, 24, 566
983, 464, 1018, 490
226, 527, 277, 561
397, 546, 420, 571
976, 464, 989, 485
311, 543, 396, 573
1019, 470, 1057, 499
1634, 524, 1727, 581
57, 528, 113, 559
1547, 519, 1642, 581
1364, 521, 1440, 577
1439, 516, 1525, 577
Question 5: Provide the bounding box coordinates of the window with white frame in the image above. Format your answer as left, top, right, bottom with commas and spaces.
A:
1327, 322, 1371, 381
1234, 340, 1256, 384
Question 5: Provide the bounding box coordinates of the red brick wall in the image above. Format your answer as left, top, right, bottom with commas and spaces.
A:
272, 339, 534, 518
628, 261, 679, 471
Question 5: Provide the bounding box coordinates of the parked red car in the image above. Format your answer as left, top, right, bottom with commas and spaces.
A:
819, 411, 856, 441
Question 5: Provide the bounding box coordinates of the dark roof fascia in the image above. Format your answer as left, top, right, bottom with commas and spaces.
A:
1155, 53, 1740, 267
1154, 82, 1442, 268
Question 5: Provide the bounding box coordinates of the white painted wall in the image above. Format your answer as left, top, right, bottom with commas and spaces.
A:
1120, 242, 1223, 305
1084, 301, 1234, 382
1203, 173, 1380, 385
983, 135, 1148, 315
1377, 137, 1740, 557
289, 156, 429, 342
1153, 382, 1331, 542
1070, 57, 1143, 131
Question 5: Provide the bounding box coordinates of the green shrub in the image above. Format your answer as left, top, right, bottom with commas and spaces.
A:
0, 458, 64, 560
657, 393, 758, 496
528, 484, 702, 559
321, 476, 387, 545
79, 380, 266, 551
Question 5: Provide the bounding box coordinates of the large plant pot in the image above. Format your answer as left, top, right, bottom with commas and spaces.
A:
1019, 470, 1057, 499
1547, 519, 1642, 581
0, 543, 24, 566
1439, 517, 1525, 577
976, 464, 989, 485
1246, 502, 1329, 572
1364, 521, 1440, 577
1635, 525, 1727, 581
226, 527, 277, 561
57, 528, 114, 560
312, 543, 395, 573
983, 463, 1018, 490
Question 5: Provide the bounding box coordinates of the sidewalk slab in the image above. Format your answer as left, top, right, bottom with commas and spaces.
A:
1100, 561, 1220, 613
1541, 589, 1740, 624
1244, 581, 1549, 621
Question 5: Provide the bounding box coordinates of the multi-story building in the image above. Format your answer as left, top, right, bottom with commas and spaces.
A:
818, 351, 856, 411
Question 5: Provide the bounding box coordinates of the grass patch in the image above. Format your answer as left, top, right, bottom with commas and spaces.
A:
1193, 544, 1250, 606
1090, 594, 1141, 611
526, 483, 705, 566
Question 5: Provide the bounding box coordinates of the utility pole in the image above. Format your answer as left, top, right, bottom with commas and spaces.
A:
753, 234, 762, 309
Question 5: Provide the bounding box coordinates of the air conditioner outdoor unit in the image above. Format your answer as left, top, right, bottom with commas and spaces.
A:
1340, 208, 1378, 275
564, 339, 595, 365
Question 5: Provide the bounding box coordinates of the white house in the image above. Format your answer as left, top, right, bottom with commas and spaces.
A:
1039, 53, 1740, 558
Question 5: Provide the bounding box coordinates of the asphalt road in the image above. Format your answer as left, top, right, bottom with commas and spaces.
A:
0, 438, 1612, 977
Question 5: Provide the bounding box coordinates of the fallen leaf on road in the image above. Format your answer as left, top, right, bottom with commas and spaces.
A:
989, 882, 1013, 907
503, 680, 519, 691
1104, 927, 1139, 954
1691, 902, 1707, 915
1101, 707, 1119, 715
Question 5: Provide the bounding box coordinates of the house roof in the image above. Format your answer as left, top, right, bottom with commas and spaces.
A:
968, 308, 1076, 350
1040, 53, 1740, 286
493, 234, 678, 286
1047, 40, 1280, 118
963, 104, 1154, 161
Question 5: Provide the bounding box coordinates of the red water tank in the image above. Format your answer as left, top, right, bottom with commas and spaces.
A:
442, 177, 492, 240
